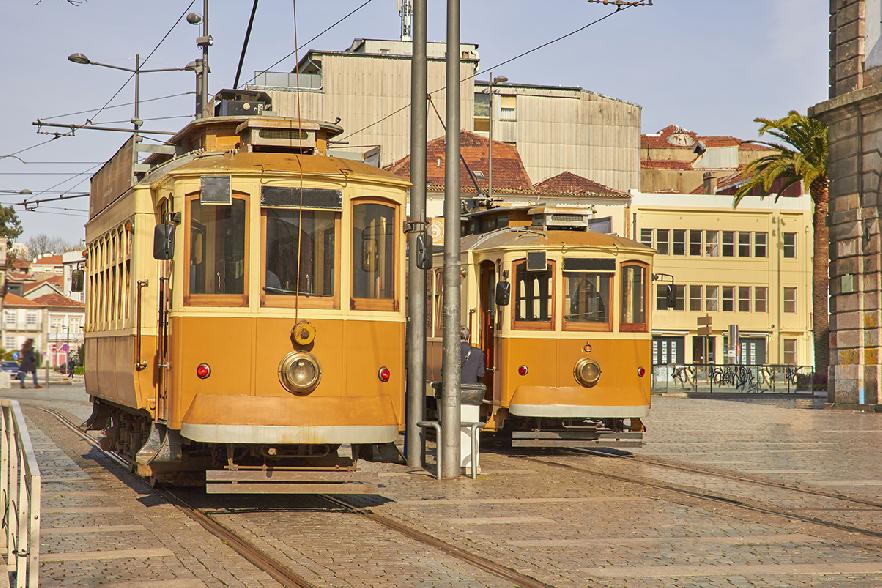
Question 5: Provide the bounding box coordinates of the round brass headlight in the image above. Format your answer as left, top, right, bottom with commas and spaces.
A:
279, 351, 321, 394
574, 357, 602, 388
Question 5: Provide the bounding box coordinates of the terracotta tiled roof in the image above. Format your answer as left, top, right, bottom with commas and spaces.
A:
31, 294, 84, 309
387, 131, 533, 193
534, 172, 628, 199
641, 124, 773, 153
3, 293, 41, 307
33, 254, 63, 265
25, 275, 64, 294
11, 259, 30, 270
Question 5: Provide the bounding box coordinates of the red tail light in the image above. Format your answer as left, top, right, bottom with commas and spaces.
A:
378, 367, 391, 382
196, 363, 211, 379
518, 365, 529, 376
637, 366, 646, 378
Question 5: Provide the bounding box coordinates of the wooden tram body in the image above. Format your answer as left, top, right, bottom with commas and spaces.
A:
82, 98, 407, 492
428, 207, 654, 446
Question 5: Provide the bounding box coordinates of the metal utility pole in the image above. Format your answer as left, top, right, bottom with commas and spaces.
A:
405, 0, 428, 468
440, 0, 462, 479
133, 54, 142, 134
197, 0, 211, 117
486, 74, 507, 200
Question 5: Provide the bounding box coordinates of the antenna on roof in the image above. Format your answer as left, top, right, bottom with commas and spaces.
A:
397, 0, 413, 41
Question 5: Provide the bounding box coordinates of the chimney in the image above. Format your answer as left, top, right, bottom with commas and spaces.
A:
702, 172, 718, 195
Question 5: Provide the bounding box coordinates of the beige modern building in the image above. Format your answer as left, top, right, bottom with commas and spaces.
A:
251, 38, 640, 191
631, 192, 814, 367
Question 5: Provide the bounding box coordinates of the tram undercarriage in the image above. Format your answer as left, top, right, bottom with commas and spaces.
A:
498, 415, 645, 449
85, 399, 390, 494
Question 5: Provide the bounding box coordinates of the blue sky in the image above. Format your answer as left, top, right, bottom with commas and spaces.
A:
1, 0, 828, 242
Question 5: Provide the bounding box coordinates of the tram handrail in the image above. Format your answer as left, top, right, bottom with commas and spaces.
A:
1, 399, 42, 588
135, 279, 148, 371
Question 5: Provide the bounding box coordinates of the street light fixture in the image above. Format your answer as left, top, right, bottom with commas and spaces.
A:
486, 74, 509, 200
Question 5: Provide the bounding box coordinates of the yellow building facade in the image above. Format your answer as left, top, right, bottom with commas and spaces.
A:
630, 193, 814, 367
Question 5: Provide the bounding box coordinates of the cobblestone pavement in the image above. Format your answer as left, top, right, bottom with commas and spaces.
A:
3, 386, 881, 587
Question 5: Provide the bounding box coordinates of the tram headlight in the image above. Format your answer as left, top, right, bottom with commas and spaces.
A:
574, 358, 602, 388
278, 351, 321, 394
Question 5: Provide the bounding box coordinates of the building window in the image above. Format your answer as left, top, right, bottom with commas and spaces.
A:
722, 231, 735, 257
656, 229, 669, 255
473, 92, 490, 132
653, 336, 684, 365
693, 336, 716, 364
722, 286, 735, 311
689, 230, 702, 256
689, 285, 702, 311
754, 232, 768, 258
783, 339, 797, 365
705, 285, 719, 311
498, 95, 516, 121
639, 229, 653, 248
672, 229, 686, 256
738, 232, 752, 257
755, 287, 768, 313
738, 286, 751, 312
3, 311, 15, 327
783, 287, 797, 313
783, 232, 797, 258
3, 337, 14, 350
705, 231, 719, 257
867, 0, 882, 68
25, 312, 37, 328
657, 284, 685, 311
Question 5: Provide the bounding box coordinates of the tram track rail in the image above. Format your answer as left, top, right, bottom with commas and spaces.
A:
513, 451, 882, 542
41, 408, 551, 588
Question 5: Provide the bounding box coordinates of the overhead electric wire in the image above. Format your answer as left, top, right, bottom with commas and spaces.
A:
39, 91, 195, 122
241, 0, 378, 88
233, 0, 261, 89
339, 5, 635, 142
86, 0, 198, 126
0, 136, 63, 162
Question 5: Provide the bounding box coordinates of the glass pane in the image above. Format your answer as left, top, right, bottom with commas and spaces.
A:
738, 286, 751, 311
672, 229, 686, 255
621, 265, 646, 326
689, 285, 702, 311
689, 230, 702, 256
723, 231, 735, 257
722, 286, 734, 311
754, 232, 767, 257
783, 233, 796, 258
189, 199, 246, 295
640, 229, 653, 247
264, 209, 336, 296
656, 229, 669, 254
705, 231, 719, 257
473, 92, 490, 118
515, 262, 553, 323
352, 203, 395, 299
738, 232, 751, 257
565, 272, 610, 325
705, 285, 719, 311
755, 287, 767, 312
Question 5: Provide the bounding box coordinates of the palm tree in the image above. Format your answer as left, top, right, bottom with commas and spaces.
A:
734, 111, 829, 381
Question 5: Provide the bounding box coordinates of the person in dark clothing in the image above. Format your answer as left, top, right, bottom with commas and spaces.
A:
460, 327, 485, 385
18, 339, 40, 389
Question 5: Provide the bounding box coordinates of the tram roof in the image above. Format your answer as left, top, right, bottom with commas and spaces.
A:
165, 150, 410, 186
461, 227, 651, 253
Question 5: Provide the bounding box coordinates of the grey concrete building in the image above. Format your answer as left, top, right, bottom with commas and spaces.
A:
810, 0, 882, 407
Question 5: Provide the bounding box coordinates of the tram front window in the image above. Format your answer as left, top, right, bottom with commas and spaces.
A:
513, 259, 555, 329
189, 198, 246, 295
264, 209, 336, 297
621, 263, 648, 332
352, 202, 396, 304
564, 272, 610, 328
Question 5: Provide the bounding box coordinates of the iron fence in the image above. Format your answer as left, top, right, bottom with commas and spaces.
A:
1, 399, 41, 588
651, 363, 818, 395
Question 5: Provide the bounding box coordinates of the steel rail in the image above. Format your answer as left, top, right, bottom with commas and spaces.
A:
40, 408, 317, 588
515, 454, 882, 542
321, 495, 551, 588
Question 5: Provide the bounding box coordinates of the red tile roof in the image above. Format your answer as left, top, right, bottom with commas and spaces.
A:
33, 254, 63, 266
641, 124, 773, 153
25, 275, 64, 295
534, 172, 628, 199
387, 131, 533, 193
31, 294, 84, 309
3, 293, 40, 307
11, 259, 30, 270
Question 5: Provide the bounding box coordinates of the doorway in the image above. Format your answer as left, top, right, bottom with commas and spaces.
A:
478, 260, 497, 403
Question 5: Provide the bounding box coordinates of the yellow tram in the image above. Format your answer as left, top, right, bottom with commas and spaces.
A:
78, 91, 407, 492
428, 205, 654, 447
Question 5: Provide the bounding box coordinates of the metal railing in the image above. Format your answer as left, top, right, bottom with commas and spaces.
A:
1, 400, 41, 588
651, 363, 817, 395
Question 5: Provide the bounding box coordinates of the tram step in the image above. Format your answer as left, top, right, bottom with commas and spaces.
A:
205, 469, 379, 494
511, 439, 643, 448
511, 431, 644, 440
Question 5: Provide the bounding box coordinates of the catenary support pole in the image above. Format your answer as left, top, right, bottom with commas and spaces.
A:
199, 0, 210, 117
440, 0, 461, 479
405, 0, 428, 468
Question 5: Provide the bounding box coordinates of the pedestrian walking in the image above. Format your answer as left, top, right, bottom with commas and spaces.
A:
18, 339, 41, 389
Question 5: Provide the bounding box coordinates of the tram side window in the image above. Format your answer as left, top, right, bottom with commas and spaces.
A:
564, 271, 610, 329
621, 263, 648, 332
264, 209, 336, 298
189, 198, 247, 296
352, 202, 396, 306
513, 259, 555, 329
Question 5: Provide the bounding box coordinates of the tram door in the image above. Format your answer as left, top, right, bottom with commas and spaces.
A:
478, 260, 497, 404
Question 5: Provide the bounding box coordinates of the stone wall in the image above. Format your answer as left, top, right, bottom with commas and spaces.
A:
810, 0, 882, 406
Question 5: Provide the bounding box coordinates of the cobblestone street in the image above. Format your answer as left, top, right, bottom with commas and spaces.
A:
4, 386, 881, 587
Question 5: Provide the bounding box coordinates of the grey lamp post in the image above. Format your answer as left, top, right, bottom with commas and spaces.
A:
486, 74, 508, 200
67, 53, 199, 132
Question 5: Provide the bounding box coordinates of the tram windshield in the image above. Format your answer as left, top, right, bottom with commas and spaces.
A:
564, 272, 610, 327
352, 202, 396, 301
264, 209, 336, 297
189, 198, 246, 295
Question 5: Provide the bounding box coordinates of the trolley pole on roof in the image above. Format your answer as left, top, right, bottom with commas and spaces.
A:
405, 0, 428, 468
440, 0, 462, 479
